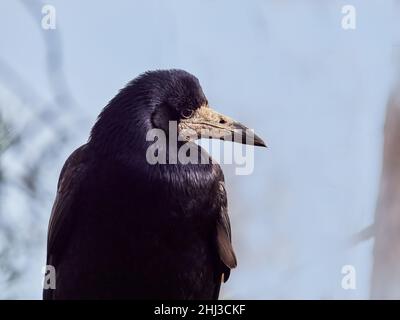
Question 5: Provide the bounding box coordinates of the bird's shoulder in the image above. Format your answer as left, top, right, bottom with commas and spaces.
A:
47, 144, 91, 255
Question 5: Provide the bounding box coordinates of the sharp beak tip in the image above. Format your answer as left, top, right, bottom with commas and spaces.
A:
254, 135, 267, 148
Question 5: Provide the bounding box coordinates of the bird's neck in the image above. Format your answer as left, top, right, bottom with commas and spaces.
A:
89, 98, 154, 158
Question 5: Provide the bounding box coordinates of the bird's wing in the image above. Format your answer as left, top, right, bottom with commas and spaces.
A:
47, 144, 89, 258
216, 181, 237, 283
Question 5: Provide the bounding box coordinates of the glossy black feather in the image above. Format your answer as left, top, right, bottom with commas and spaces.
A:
43, 70, 235, 300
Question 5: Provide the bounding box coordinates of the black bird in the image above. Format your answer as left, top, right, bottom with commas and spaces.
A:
43, 69, 266, 300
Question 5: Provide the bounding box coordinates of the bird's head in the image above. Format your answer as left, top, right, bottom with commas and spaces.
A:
90, 69, 266, 156
148, 69, 266, 147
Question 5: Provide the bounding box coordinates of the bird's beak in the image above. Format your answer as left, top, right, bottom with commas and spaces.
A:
178, 104, 267, 147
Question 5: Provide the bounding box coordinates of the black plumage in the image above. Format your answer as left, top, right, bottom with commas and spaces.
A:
43, 69, 265, 300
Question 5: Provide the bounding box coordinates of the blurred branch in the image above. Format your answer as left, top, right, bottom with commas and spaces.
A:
0, 0, 83, 298
350, 223, 375, 246
370, 88, 400, 299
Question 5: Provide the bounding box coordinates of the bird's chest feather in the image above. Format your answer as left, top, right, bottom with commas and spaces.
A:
92, 159, 219, 217
81, 159, 221, 254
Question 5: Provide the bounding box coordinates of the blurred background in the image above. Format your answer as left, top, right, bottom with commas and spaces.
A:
0, 0, 399, 299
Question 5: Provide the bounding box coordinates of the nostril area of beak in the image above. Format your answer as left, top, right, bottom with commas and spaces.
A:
219, 118, 226, 124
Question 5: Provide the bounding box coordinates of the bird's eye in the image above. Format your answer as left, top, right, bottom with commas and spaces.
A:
181, 109, 194, 119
